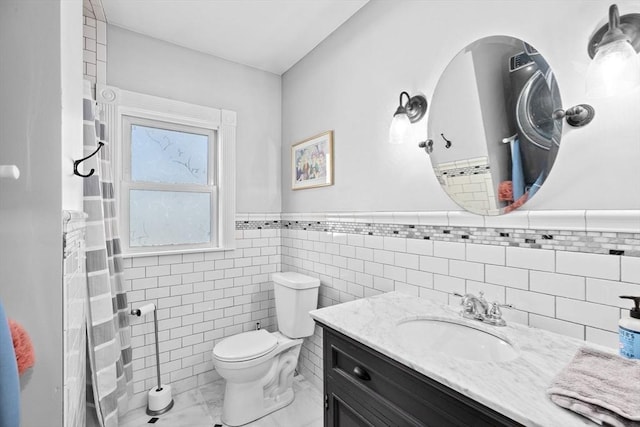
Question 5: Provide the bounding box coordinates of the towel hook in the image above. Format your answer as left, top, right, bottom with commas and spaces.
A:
502, 134, 517, 144
73, 142, 104, 178
440, 133, 452, 149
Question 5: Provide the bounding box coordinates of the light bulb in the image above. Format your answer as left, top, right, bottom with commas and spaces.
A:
586, 38, 640, 97
389, 113, 412, 145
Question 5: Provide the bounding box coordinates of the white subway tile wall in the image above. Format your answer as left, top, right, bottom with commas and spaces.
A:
63, 214, 87, 427
82, 1, 106, 86
279, 219, 640, 389
433, 158, 498, 215
123, 228, 281, 410
622, 257, 640, 284
121, 212, 640, 405
556, 251, 620, 280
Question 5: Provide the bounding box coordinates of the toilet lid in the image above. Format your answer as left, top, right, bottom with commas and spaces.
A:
213, 330, 278, 362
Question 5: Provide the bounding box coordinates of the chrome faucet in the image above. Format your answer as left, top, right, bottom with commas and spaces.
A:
453, 291, 513, 326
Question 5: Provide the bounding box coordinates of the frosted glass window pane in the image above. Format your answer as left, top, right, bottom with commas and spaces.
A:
129, 190, 211, 247
131, 124, 209, 184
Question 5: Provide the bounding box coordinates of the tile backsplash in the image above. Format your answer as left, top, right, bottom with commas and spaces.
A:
278, 211, 640, 389
122, 210, 640, 401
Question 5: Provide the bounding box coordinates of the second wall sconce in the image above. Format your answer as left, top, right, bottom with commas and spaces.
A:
586, 4, 640, 97
389, 91, 427, 145
552, 104, 595, 127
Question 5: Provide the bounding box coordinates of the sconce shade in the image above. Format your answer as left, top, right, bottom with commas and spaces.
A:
389, 91, 427, 144
389, 112, 412, 145
586, 4, 640, 97
586, 38, 640, 97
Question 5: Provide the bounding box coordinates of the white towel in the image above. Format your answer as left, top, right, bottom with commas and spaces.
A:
547, 347, 640, 427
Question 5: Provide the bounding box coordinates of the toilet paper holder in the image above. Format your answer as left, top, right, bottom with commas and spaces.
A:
131, 303, 174, 415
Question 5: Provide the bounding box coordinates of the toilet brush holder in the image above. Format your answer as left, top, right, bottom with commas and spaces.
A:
131, 303, 174, 416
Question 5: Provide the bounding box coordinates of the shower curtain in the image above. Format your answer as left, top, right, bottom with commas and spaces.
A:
83, 93, 133, 427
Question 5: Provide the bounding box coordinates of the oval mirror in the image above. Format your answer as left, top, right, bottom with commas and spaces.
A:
427, 35, 562, 215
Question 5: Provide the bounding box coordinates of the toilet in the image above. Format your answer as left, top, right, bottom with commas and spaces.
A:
212, 272, 320, 426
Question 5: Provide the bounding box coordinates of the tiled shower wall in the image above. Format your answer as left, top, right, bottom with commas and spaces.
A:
82, 0, 106, 87
123, 225, 280, 409
433, 157, 498, 215
123, 211, 640, 402
63, 212, 87, 427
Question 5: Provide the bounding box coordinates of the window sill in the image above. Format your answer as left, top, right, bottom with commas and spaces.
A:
122, 246, 231, 259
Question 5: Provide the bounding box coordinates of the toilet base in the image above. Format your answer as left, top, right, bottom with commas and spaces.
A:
222, 388, 294, 427
220, 335, 302, 426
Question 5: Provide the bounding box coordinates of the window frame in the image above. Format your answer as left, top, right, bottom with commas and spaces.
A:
121, 116, 218, 253
98, 85, 236, 257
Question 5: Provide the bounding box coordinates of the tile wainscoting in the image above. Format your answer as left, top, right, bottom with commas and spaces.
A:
123, 210, 640, 406
278, 210, 640, 389
123, 225, 281, 410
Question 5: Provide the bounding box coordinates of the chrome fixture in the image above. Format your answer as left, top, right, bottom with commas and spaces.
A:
389, 91, 427, 145
586, 4, 640, 97
453, 292, 513, 327
552, 104, 595, 127
418, 139, 433, 154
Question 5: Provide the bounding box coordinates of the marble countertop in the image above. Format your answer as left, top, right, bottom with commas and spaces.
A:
310, 291, 609, 427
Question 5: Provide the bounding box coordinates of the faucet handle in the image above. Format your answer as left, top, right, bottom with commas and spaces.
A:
487, 301, 514, 325
452, 292, 467, 304
489, 301, 513, 314
452, 292, 473, 312
452, 292, 472, 303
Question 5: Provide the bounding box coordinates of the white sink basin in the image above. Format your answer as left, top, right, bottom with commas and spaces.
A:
395, 317, 519, 363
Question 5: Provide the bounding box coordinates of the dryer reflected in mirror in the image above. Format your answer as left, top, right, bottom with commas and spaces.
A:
426, 36, 563, 215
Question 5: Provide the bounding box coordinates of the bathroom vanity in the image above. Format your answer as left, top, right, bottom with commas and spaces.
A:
321, 325, 520, 426
310, 292, 601, 427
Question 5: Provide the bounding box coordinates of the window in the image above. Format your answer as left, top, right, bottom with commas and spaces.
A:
107, 87, 236, 256
123, 117, 216, 251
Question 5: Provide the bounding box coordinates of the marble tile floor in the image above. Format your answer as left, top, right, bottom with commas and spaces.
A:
119, 375, 323, 427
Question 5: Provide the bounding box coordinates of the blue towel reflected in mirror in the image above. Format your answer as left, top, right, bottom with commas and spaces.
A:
510, 137, 525, 200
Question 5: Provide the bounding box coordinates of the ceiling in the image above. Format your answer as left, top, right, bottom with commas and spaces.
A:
100, 0, 369, 75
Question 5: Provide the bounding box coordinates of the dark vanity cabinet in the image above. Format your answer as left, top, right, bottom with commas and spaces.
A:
319, 323, 523, 427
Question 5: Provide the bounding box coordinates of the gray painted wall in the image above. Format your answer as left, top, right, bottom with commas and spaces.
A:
282, 0, 640, 213
0, 0, 82, 425
107, 25, 282, 213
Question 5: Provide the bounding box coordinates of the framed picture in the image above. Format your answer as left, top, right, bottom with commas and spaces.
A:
291, 130, 334, 190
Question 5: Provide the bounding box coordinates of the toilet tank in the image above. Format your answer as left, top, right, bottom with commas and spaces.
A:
272, 272, 320, 338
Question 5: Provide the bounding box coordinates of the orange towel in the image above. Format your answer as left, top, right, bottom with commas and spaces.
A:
498, 181, 513, 202
504, 192, 528, 213
8, 320, 34, 375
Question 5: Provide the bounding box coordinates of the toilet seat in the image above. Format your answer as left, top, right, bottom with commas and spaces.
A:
213, 330, 278, 362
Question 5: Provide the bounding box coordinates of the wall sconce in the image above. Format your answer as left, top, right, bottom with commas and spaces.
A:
586, 4, 640, 97
389, 91, 427, 144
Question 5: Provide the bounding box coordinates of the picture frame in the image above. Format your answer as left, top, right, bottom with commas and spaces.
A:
291, 130, 334, 190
